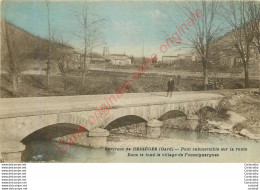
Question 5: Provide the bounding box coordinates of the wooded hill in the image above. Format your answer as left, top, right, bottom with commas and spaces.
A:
1, 19, 73, 73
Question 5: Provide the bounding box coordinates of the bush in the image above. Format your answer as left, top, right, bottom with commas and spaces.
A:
197, 118, 212, 133
215, 98, 232, 120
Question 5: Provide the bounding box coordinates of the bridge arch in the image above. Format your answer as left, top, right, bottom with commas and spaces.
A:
158, 110, 187, 121
196, 106, 217, 115
2, 113, 90, 142
21, 123, 88, 144
105, 115, 147, 130
197, 106, 217, 113
97, 107, 149, 129
153, 101, 219, 123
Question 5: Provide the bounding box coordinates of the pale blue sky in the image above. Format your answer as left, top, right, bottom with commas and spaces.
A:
1, 1, 227, 58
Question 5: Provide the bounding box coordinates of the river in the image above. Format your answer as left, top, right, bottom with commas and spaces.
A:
21, 128, 260, 163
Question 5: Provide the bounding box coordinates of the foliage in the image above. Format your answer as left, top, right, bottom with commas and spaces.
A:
215, 98, 232, 120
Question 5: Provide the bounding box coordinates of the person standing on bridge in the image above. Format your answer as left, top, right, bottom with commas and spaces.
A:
167, 78, 175, 97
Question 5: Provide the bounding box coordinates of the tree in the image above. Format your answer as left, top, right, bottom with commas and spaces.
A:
247, 1, 260, 91
55, 35, 69, 78
248, 1, 260, 53
56, 35, 73, 91
1, 19, 19, 95
73, 2, 105, 85
168, 1, 221, 89
48, 30, 73, 91
45, 0, 51, 88
1, 3, 29, 95
222, 1, 256, 88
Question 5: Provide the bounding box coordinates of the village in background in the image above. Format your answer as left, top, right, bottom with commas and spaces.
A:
1, 19, 259, 98
0, 1, 259, 99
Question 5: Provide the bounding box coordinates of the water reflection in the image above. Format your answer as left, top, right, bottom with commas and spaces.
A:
22, 141, 107, 163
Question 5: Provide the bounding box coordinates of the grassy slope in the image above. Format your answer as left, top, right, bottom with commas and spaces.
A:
1, 70, 259, 98
232, 94, 260, 125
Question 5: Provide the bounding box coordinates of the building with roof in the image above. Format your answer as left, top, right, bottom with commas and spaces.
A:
108, 54, 132, 65
162, 56, 178, 64
209, 27, 260, 69
162, 54, 193, 64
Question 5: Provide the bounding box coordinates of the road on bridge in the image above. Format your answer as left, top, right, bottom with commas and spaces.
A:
0, 91, 228, 119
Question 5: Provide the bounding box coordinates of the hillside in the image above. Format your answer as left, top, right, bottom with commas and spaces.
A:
1, 19, 73, 73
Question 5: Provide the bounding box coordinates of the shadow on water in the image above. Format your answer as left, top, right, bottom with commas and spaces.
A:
21, 141, 108, 163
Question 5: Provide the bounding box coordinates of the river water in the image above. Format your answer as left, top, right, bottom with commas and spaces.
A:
21, 128, 260, 163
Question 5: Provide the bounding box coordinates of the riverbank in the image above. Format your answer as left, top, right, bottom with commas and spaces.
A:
202, 91, 260, 140
1, 70, 259, 98
107, 89, 260, 140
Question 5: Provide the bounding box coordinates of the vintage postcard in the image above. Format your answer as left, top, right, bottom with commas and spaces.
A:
0, 0, 259, 163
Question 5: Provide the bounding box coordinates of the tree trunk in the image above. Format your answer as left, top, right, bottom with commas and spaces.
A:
61, 72, 67, 90
46, 66, 50, 88
257, 47, 260, 92
17, 75, 21, 87
82, 69, 86, 85
258, 54, 260, 92
202, 58, 208, 90
82, 60, 86, 85
12, 74, 18, 96
244, 63, 249, 88
203, 68, 208, 90
82, 48, 87, 85
47, 74, 49, 86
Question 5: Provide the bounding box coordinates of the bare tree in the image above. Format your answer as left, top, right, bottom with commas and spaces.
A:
73, 2, 105, 85
248, 1, 260, 53
45, 28, 73, 92
45, 0, 51, 88
55, 35, 71, 83
223, 1, 255, 88
167, 1, 221, 89
1, 19, 19, 95
247, 1, 260, 91
0, 3, 29, 95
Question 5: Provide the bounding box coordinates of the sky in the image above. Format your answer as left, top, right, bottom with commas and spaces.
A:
1, 1, 226, 58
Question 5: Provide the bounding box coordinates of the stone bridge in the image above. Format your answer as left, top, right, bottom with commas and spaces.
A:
0, 91, 223, 162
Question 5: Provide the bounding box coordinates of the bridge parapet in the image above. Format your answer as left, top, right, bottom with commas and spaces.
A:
0, 92, 223, 162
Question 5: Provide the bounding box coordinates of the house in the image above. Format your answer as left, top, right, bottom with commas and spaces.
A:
73, 51, 82, 63
108, 54, 132, 65
209, 28, 260, 69
162, 54, 194, 64
177, 54, 186, 60
190, 52, 200, 62
162, 56, 178, 64
72, 51, 105, 69
184, 55, 192, 62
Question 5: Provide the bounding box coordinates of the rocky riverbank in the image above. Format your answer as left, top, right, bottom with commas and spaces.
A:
200, 90, 260, 140
108, 90, 260, 141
